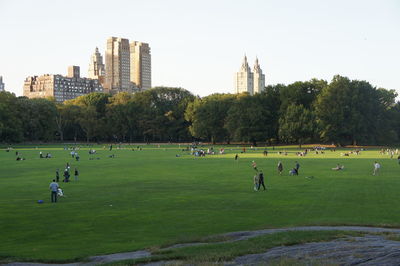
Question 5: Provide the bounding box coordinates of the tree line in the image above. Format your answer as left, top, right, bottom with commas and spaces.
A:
1, 75, 399, 146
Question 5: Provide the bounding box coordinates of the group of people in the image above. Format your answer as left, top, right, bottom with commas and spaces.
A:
251, 161, 266, 191
39, 151, 52, 159
50, 160, 79, 203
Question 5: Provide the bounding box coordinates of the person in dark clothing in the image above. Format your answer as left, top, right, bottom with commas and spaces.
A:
295, 161, 300, 175
258, 171, 266, 190
235, 154, 238, 161
63, 169, 70, 182
56, 168, 60, 182
74, 168, 79, 181
277, 161, 283, 175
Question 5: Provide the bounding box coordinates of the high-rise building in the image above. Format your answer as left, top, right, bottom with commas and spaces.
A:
67, 66, 80, 78
105, 37, 131, 92
253, 58, 265, 94
235, 55, 254, 95
234, 55, 265, 95
0, 76, 4, 92
130, 41, 151, 90
23, 66, 103, 102
88, 47, 105, 83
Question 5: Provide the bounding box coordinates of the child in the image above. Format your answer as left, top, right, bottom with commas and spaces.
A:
253, 175, 259, 191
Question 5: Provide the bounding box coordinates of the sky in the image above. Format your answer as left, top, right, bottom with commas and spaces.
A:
0, 0, 399, 97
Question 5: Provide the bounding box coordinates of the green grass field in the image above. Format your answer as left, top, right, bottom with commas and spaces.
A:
0, 144, 399, 262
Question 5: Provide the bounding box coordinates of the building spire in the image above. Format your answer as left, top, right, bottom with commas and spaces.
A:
241, 54, 250, 72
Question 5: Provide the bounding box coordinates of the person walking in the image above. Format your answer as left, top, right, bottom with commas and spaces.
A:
74, 168, 79, 181
373, 161, 381, 175
277, 161, 283, 175
49, 179, 59, 203
258, 171, 266, 190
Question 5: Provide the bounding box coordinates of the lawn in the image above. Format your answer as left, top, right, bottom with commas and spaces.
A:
0, 144, 399, 262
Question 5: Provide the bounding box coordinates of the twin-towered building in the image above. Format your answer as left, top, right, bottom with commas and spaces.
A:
235, 55, 265, 95
23, 37, 152, 102
102, 37, 151, 93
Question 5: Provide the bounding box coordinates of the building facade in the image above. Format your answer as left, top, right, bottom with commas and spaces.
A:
105, 37, 131, 92
253, 58, 265, 94
88, 47, 105, 84
23, 66, 103, 102
234, 55, 265, 95
130, 41, 151, 90
0, 76, 4, 92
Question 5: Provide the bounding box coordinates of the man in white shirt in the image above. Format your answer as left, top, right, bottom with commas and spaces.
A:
373, 161, 381, 176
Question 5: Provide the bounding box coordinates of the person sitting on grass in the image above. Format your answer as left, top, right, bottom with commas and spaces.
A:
332, 164, 344, 171
289, 168, 297, 176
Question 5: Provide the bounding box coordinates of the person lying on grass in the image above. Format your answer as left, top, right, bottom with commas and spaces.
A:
332, 164, 344, 171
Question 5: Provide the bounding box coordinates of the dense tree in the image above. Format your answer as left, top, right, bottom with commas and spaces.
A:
16, 97, 57, 141
279, 79, 326, 113
279, 104, 315, 147
0, 92, 23, 142
315, 76, 384, 145
185, 93, 236, 143
0, 81, 398, 145
225, 94, 274, 145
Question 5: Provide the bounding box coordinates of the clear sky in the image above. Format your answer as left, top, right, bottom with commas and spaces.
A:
0, 0, 399, 97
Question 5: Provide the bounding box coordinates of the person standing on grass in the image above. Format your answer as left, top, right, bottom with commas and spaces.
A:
252, 161, 258, 172
55, 168, 60, 182
253, 174, 259, 191
277, 161, 283, 175
398, 155, 400, 165
373, 161, 381, 175
74, 168, 79, 181
295, 161, 300, 175
49, 179, 59, 203
258, 171, 266, 190
235, 154, 238, 161
63, 169, 70, 182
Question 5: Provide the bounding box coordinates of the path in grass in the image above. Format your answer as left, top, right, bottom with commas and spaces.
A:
4, 225, 400, 266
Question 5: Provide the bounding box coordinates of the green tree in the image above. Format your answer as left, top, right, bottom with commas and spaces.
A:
185, 94, 236, 143
279, 104, 315, 147
225, 94, 273, 145
0, 92, 23, 142
315, 75, 383, 145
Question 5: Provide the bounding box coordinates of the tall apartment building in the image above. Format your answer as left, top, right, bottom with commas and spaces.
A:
130, 41, 151, 90
23, 66, 103, 102
88, 47, 105, 84
0, 76, 4, 92
253, 58, 265, 94
234, 55, 265, 95
235, 56, 254, 94
105, 37, 131, 92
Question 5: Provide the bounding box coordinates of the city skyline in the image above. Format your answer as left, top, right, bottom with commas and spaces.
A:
0, 0, 399, 98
